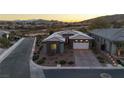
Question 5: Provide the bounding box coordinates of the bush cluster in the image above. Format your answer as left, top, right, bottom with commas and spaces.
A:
54, 60, 74, 65
37, 57, 47, 65
33, 54, 39, 61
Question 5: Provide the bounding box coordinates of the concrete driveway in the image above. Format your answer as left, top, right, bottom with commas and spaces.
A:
74, 50, 102, 67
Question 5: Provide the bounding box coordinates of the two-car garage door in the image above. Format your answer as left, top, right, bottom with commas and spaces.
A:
73, 43, 89, 49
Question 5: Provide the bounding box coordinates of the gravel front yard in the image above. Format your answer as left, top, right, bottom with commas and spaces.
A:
37, 49, 75, 66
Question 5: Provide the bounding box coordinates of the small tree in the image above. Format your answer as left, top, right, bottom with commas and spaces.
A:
49, 31, 54, 35
42, 57, 46, 60
0, 37, 11, 48
32, 54, 39, 61
59, 60, 66, 65
37, 59, 45, 64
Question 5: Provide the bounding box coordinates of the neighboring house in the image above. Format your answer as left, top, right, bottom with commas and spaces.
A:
0, 30, 10, 38
42, 30, 93, 54
89, 28, 124, 58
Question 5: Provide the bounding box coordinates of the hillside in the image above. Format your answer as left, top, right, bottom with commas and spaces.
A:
81, 14, 124, 24
80, 14, 124, 29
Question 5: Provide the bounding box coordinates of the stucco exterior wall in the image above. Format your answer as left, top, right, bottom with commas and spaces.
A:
105, 40, 110, 52
43, 42, 64, 54
111, 43, 117, 55
60, 43, 64, 53
43, 43, 47, 54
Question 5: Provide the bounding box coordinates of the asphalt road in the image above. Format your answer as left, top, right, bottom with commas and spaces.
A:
0, 38, 34, 78
44, 68, 124, 78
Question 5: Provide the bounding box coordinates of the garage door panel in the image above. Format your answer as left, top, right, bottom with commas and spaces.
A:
73, 43, 89, 49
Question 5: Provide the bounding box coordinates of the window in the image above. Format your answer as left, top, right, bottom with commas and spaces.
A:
51, 44, 57, 50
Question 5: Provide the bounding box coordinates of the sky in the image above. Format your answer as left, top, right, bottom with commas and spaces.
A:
0, 14, 105, 22
0, 0, 122, 22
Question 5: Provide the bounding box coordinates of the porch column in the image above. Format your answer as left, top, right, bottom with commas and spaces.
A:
60, 43, 64, 54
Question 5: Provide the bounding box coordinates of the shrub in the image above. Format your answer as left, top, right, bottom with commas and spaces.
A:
59, 60, 66, 65
0, 37, 11, 48
97, 56, 104, 60
97, 56, 106, 63
99, 60, 105, 63
39, 45, 43, 50
68, 61, 74, 65
37, 59, 45, 64
42, 57, 46, 60
32, 54, 39, 61
117, 59, 121, 64
34, 53, 37, 55
55, 61, 58, 64
121, 63, 124, 66
117, 60, 124, 66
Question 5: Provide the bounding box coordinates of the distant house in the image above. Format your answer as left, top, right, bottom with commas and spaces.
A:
0, 30, 10, 38
42, 30, 93, 54
89, 28, 124, 58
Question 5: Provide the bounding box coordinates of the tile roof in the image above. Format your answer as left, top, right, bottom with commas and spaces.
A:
89, 28, 124, 41
69, 34, 93, 39
43, 30, 92, 42
42, 33, 65, 42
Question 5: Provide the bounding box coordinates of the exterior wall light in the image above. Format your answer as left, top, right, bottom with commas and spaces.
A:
75, 40, 78, 42
80, 40, 83, 42
6, 34, 9, 39
85, 40, 88, 42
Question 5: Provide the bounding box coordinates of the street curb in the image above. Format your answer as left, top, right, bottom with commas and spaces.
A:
0, 38, 24, 63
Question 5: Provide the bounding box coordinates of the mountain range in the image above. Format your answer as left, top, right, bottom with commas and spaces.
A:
81, 14, 124, 24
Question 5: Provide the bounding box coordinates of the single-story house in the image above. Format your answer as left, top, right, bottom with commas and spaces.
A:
42, 30, 93, 54
0, 30, 10, 38
89, 28, 124, 58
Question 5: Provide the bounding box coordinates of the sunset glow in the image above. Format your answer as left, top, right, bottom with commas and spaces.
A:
0, 14, 103, 22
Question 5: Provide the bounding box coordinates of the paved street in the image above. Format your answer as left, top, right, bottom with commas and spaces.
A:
74, 50, 102, 67
0, 48, 6, 55
0, 38, 35, 78
43, 68, 124, 78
